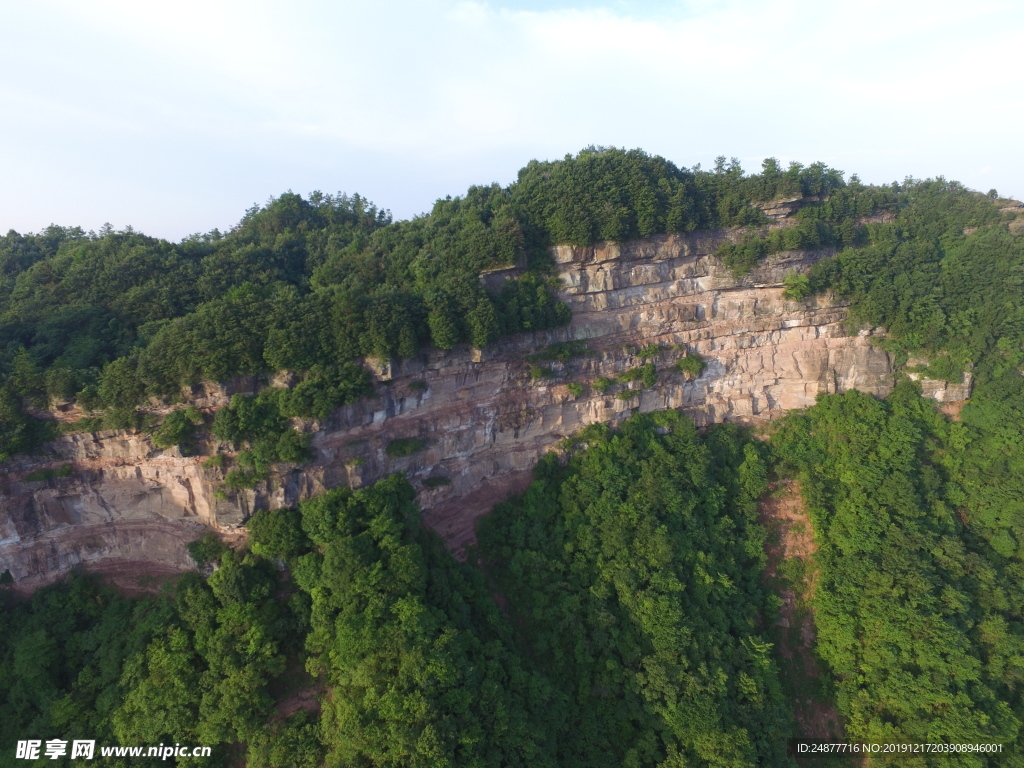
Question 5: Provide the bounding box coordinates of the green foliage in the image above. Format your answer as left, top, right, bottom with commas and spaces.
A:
781, 270, 811, 301
616, 362, 656, 388
385, 437, 426, 458
528, 364, 552, 381
9, 156, 1024, 767
296, 477, 551, 766
202, 453, 225, 469
247, 509, 310, 561
771, 385, 1024, 756
212, 392, 285, 445
408, 378, 428, 391
0, 574, 180, 759
478, 412, 789, 767
0, 151, 853, 448
494, 273, 571, 337
676, 353, 707, 379
808, 179, 1020, 383
23, 463, 73, 482
748, 156, 848, 202
0, 384, 55, 461
97, 356, 146, 409
801, 181, 1024, 624
526, 339, 591, 363
616, 366, 642, 383
513, 147, 706, 246
115, 556, 291, 749
276, 364, 373, 420
636, 342, 662, 360
566, 381, 584, 397
423, 475, 451, 489
187, 532, 229, 567
718, 179, 899, 274
0, 198, 384, 440
4, 477, 551, 764
151, 406, 203, 449
246, 712, 324, 768
224, 468, 264, 489
0, 535, 305, 761
100, 406, 141, 431
212, 390, 313, 486
718, 234, 767, 274
510, 147, 838, 249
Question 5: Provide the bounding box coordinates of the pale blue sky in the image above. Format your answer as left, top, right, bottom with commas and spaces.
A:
1, 0, 1022, 240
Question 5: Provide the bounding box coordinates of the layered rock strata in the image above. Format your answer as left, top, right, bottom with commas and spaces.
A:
0, 230, 965, 585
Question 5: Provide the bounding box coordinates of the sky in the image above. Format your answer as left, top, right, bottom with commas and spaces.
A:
1, 0, 1022, 240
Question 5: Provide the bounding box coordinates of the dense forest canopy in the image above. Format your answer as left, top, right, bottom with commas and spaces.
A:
476, 412, 791, 767
771, 384, 1024, 762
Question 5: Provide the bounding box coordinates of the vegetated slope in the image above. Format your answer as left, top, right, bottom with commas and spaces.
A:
477, 411, 791, 767
2, 222, 906, 592
807, 181, 1024, 559
0, 478, 543, 767
0, 553, 304, 767
291, 477, 550, 767
762, 180, 1024, 765
771, 384, 1024, 766
718, 173, 1024, 570
0, 415, 794, 768
3, 150, 1024, 766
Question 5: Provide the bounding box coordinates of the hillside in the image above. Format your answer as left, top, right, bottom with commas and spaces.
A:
3, 224, 950, 588
2, 149, 1024, 766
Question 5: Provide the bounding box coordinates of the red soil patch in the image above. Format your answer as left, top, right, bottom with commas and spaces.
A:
268, 653, 327, 722
273, 684, 326, 721
761, 480, 817, 567
421, 468, 535, 559
759, 480, 845, 742
10, 559, 191, 598
939, 399, 965, 421
78, 559, 190, 596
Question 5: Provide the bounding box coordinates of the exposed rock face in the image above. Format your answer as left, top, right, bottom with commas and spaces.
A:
0, 437, 244, 591
0, 230, 968, 585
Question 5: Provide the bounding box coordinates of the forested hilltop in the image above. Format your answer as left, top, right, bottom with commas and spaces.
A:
0, 148, 860, 463
2, 149, 1024, 766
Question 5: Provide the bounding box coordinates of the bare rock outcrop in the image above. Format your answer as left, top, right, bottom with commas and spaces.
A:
0, 230, 968, 584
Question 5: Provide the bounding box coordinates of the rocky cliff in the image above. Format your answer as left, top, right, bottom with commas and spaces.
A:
0, 228, 971, 588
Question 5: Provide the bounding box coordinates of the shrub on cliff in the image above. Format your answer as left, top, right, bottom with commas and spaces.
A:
676, 353, 706, 379
385, 437, 425, 457
151, 406, 204, 449
781, 270, 811, 300
188, 532, 229, 567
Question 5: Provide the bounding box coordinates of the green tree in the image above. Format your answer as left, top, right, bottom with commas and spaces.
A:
781, 270, 811, 301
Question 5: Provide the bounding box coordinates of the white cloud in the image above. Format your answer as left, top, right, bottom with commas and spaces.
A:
0, 0, 1021, 237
